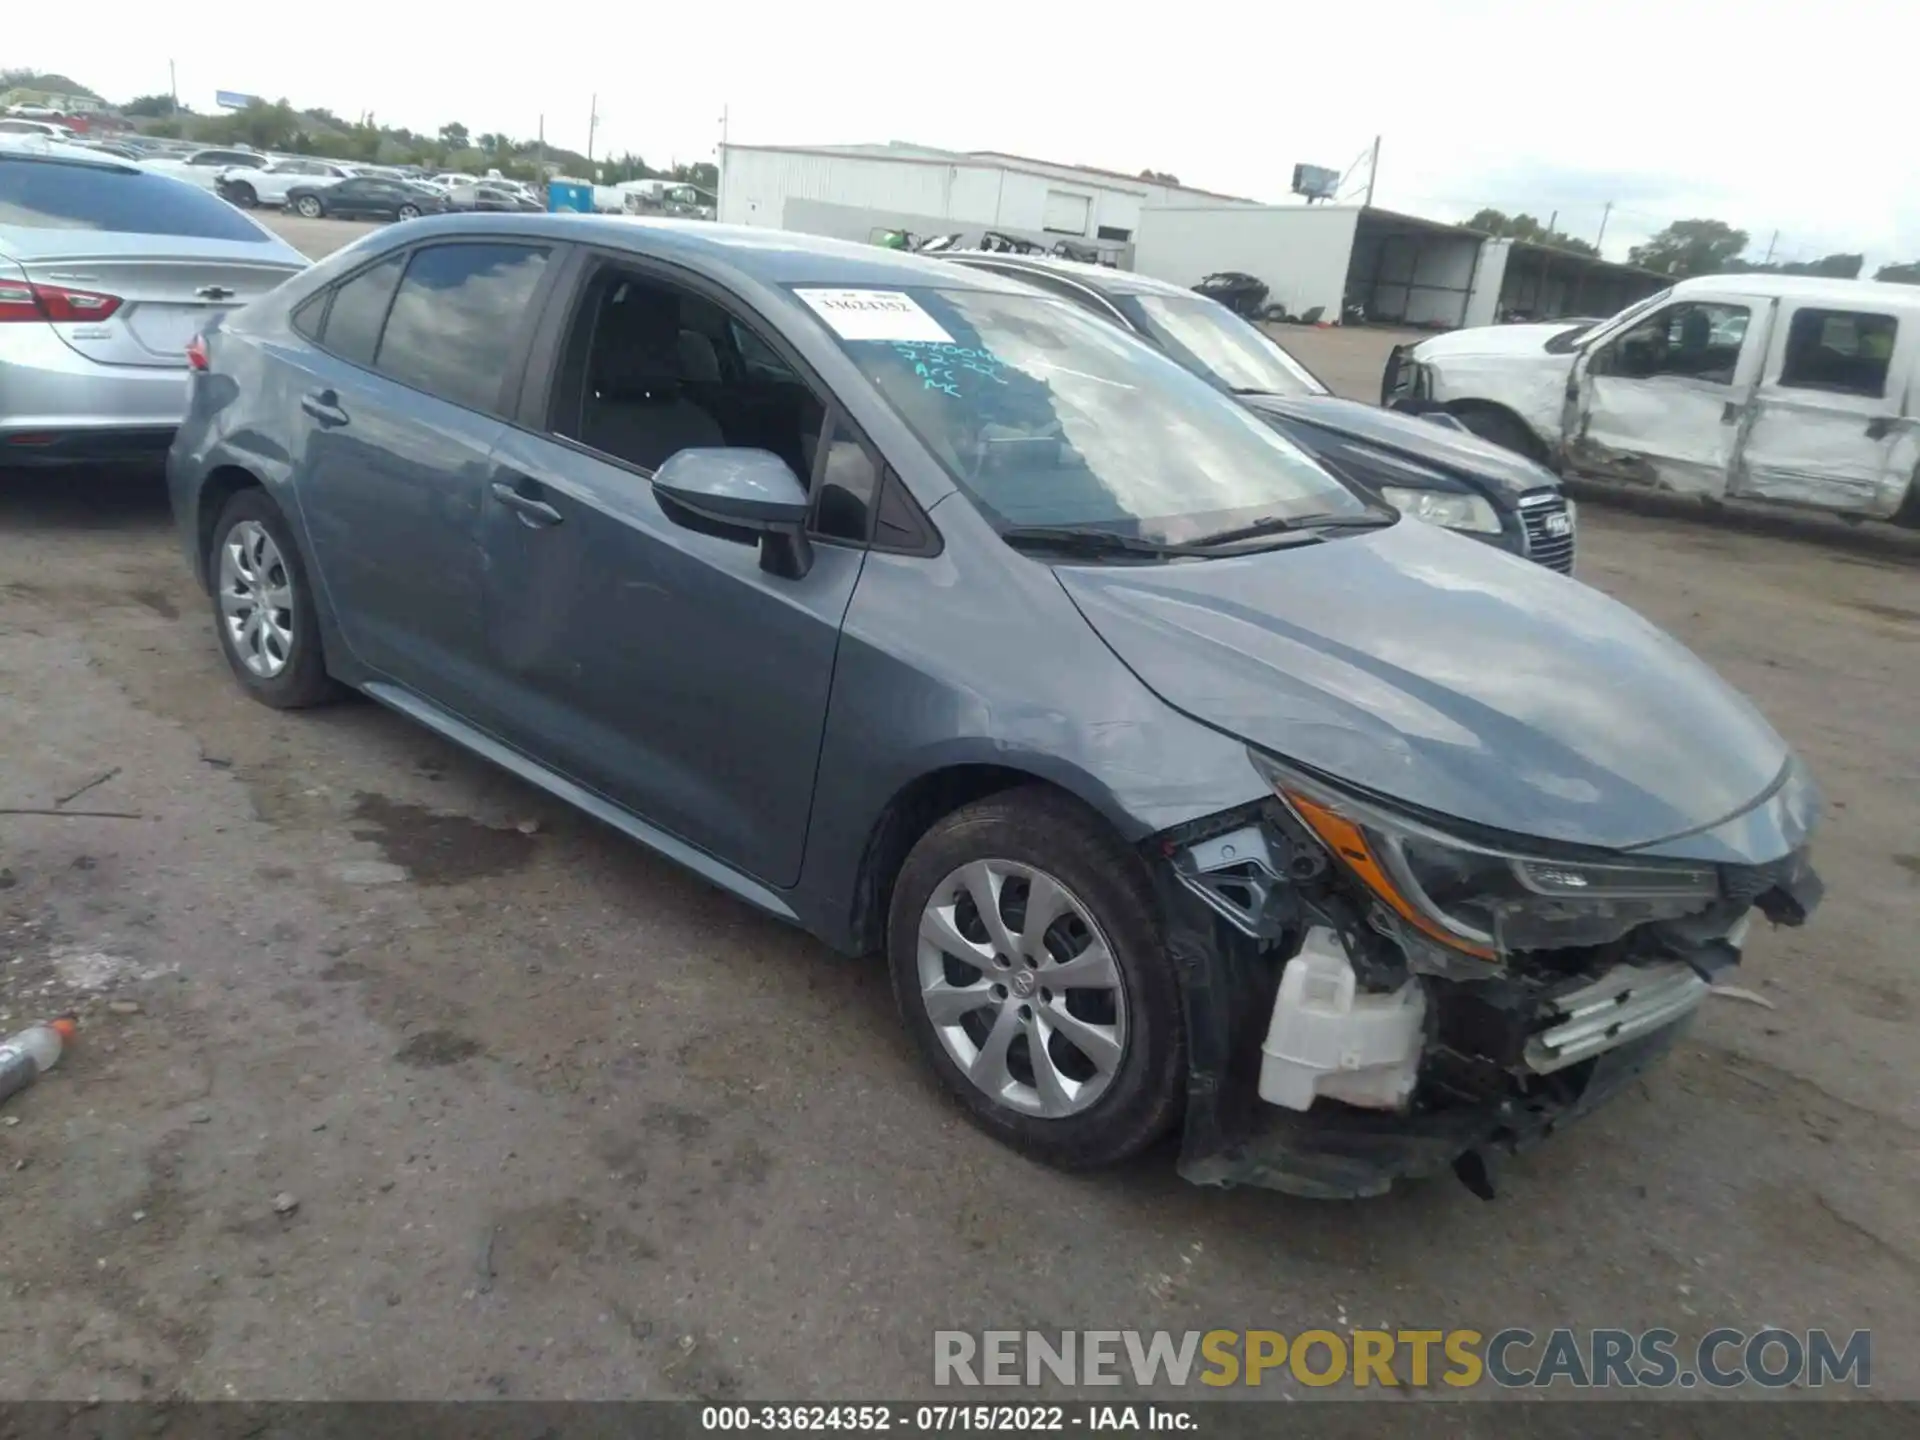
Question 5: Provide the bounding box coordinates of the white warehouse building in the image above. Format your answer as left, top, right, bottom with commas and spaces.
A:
717, 142, 1257, 254
1134, 204, 1668, 328
719, 141, 1666, 330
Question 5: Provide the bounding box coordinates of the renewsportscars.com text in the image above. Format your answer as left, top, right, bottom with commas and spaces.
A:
934, 1328, 1870, 1390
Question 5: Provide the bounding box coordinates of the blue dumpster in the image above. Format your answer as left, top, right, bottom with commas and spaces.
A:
547, 180, 593, 214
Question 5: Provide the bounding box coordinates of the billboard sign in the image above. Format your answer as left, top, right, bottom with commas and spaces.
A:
215, 91, 261, 110
1290, 163, 1341, 202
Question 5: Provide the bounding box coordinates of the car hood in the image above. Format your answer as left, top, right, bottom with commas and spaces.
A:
1056, 519, 1795, 856
1411, 321, 1586, 360
1239, 394, 1560, 499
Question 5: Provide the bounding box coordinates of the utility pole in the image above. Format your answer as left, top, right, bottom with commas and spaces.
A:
586, 94, 598, 163
1595, 201, 1612, 253
536, 114, 545, 176
1763, 230, 1779, 264
1363, 134, 1380, 208
168, 60, 177, 110
1547, 210, 1558, 235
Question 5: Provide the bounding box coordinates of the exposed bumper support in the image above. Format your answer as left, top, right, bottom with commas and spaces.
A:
1524, 961, 1707, 1076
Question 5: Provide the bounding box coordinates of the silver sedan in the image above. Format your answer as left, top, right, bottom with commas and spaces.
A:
0, 136, 308, 467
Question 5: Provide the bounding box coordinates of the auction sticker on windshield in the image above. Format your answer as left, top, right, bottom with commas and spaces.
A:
797, 288, 954, 344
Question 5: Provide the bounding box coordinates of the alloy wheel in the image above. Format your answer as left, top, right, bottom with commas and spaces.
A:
916, 859, 1128, 1118
296, 197, 321, 218
398, 204, 420, 220
217, 520, 295, 679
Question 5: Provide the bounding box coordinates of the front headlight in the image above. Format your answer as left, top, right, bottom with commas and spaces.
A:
1379, 486, 1503, 535
1249, 753, 1720, 958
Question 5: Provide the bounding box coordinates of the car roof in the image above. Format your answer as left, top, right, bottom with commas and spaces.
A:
0, 134, 142, 172
366, 214, 1033, 291
938, 251, 1195, 299
1671, 272, 1920, 309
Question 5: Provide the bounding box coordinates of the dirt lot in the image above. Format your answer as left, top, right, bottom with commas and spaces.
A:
1, 214, 1917, 1403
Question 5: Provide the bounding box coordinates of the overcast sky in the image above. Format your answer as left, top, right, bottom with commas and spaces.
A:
15, 0, 1916, 268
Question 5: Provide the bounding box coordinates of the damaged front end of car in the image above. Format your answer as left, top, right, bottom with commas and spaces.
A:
1149, 752, 1824, 1200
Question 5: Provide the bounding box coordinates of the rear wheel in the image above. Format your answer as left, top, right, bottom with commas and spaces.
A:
294, 195, 323, 219
396, 203, 421, 220
887, 788, 1185, 1169
228, 182, 257, 208
206, 490, 339, 709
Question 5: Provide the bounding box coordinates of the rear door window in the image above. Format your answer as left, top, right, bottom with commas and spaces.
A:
0, 157, 274, 241
373, 243, 551, 413
1777, 308, 1897, 398
317, 255, 405, 367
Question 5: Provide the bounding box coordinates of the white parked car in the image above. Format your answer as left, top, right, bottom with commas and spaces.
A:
0, 117, 77, 141
141, 147, 269, 192
215, 158, 360, 208
1384, 274, 1920, 525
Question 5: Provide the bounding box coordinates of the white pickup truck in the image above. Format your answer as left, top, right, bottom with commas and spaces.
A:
1384, 273, 1920, 525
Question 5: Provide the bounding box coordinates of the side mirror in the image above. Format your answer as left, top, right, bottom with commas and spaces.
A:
651, 447, 813, 579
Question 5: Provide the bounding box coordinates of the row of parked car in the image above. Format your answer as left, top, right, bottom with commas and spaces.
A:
0, 131, 1831, 1201
134, 148, 547, 220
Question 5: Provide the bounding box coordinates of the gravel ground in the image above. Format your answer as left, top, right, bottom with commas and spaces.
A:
0, 213, 1915, 1402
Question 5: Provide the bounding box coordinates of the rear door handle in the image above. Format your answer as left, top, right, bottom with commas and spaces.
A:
490, 481, 564, 527
1866, 416, 1895, 441
300, 389, 348, 427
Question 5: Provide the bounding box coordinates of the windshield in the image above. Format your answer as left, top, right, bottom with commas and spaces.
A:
0, 157, 273, 241
795, 285, 1365, 544
1114, 293, 1329, 399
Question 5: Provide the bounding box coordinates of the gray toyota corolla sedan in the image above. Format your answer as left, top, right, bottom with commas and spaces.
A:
168, 216, 1823, 1198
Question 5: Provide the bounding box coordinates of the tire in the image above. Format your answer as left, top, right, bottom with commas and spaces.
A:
229, 182, 257, 208
294, 195, 323, 219
1454, 406, 1542, 459
205, 489, 339, 709
887, 787, 1185, 1169
396, 203, 420, 220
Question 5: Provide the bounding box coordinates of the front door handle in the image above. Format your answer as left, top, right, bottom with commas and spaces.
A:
1720, 400, 1741, 424
1867, 416, 1895, 441
301, 389, 348, 427
490, 481, 564, 527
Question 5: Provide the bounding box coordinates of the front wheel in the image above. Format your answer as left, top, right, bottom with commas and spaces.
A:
229, 182, 258, 208
294, 195, 323, 219
887, 788, 1185, 1169
396, 203, 420, 220
1454, 406, 1542, 459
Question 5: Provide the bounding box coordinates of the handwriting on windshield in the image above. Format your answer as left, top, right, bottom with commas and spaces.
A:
891, 340, 1009, 397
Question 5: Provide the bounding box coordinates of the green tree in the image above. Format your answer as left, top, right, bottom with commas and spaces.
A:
1465, 208, 1600, 258
1628, 219, 1750, 277
671, 161, 718, 191
0, 69, 99, 98
1772, 253, 1863, 279
235, 99, 299, 152
1874, 260, 1920, 285
439, 121, 470, 150
1138, 168, 1180, 184
599, 151, 659, 184
122, 93, 176, 118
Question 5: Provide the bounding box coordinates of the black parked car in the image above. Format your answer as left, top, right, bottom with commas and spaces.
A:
447, 182, 542, 214
287, 177, 448, 222
946, 254, 1577, 571
1192, 270, 1269, 318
